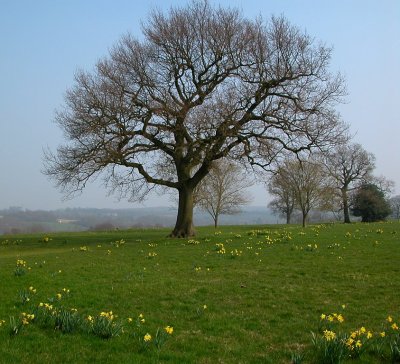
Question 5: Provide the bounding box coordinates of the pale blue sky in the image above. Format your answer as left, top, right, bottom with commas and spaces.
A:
1, 0, 399, 210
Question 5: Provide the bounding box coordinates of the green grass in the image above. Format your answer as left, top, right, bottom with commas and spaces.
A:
0, 222, 399, 363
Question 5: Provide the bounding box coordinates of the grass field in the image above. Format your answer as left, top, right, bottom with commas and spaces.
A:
0, 222, 399, 363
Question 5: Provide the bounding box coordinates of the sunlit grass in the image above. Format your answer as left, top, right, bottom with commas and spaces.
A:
0, 222, 399, 363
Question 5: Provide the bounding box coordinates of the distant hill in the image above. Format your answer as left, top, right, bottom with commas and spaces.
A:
0, 206, 281, 234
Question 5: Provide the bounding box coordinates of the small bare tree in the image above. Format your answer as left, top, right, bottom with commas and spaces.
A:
267, 172, 296, 224
322, 143, 375, 223
194, 160, 252, 227
372, 175, 395, 197
269, 156, 334, 227
43, 0, 346, 237
389, 195, 400, 220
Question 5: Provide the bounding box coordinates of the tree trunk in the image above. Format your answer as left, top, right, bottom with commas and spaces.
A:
286, 211, 291, 224
214, 214, 219, 228
341, 188, 351, 223
302, 211, 307, 228
170, 185, 195, 238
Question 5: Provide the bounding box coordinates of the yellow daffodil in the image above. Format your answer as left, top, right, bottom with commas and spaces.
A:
323, 330, 336, 341
144, 333, 152, 342
100, 311, 115, 321
165, 326, 173, 334
346, 338, 354, 348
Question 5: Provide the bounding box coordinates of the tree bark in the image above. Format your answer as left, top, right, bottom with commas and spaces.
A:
214, 214, 219, 228
302, 211, 307, 228
286, 212, 291, 224
170, 185, 195, 238
341, 188, 351, 223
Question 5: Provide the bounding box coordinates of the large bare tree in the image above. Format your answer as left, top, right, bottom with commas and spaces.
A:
43, 1, 346, 237
194, 160, 252, 228
322, 143, 375, 223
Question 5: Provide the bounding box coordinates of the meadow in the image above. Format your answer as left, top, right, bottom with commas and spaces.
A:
0, 222, 399, 363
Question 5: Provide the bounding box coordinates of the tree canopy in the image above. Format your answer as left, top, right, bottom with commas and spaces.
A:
44, 0, 346, 237
351, 183, 391, 222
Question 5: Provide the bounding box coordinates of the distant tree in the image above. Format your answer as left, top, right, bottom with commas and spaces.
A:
91, 222, 116, 231
194, 160, 252, 228
267, 171, 296, 224
28, 224, 47, 234
43, 1, 346, 237
351, 183, 391, 222
322, 143, 375, 223
389, 195, 400, 220
372, 175, 395, 197
270, 156, 334, 227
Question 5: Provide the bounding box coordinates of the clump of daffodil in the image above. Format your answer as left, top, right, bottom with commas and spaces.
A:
9, 312, 35, 336
215, 243, 226, 254
320, 312, 345, 326
14, 259, 28, 276
18, 286, 37, 305
311, 310, 400, 362
21, 313, 35, 325
90, 310, 122, 339
187, 239, 200, 245
100, 311, 116, 321
154, 325, 174, 350
38, 302, 53, 311
111, 239, 125, 248
52, 307, 81, 334
230, 249, 242, 258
